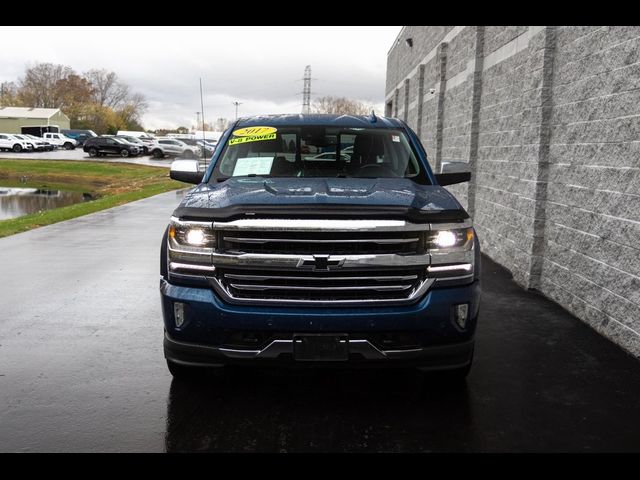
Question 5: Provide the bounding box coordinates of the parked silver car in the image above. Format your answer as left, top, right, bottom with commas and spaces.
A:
150, 138, 201, 159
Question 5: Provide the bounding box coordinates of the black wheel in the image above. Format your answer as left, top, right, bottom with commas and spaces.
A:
63, 142, 74, 150
88, 147, 98, 157
120, 148, 130, 158
152, 149, 164, 159
12, 144, 22, 153
183, 150, 195, 159
143, 146, 149, 155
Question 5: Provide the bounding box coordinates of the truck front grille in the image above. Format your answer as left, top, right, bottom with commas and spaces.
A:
213, 267, 431, 305
219, 230, 422, 255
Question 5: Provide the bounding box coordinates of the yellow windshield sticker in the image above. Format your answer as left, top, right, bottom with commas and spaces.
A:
229, 132, 277, 146
232, 126, 277, 137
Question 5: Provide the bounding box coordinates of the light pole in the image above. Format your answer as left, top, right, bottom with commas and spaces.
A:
232, 101, 242, 120
195, 112, 200, 132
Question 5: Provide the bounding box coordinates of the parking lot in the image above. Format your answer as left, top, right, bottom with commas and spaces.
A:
0, 147, 179, 168
1, 190, 639, 452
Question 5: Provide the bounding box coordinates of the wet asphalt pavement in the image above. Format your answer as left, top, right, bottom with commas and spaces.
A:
1, 190, 640, 452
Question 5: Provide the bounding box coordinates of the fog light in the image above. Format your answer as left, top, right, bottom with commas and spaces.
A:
174, 302, 186, 328
454, 303, 469, 329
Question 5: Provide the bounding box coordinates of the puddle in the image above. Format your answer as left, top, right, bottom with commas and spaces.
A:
0, 187, 93, 220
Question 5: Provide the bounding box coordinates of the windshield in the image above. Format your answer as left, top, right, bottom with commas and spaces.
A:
212, 126, 427, 182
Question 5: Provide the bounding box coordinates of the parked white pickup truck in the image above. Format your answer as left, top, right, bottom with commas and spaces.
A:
42, 132, 78, 150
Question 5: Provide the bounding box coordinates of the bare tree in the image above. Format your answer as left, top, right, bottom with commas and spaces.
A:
116, 92, 148, 126
18, 63, 74, 107
84, 69, 130, 109
0, 81, 21, 106
312, 96, 373, 116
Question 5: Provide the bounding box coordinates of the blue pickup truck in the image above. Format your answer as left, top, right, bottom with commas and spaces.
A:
160, 114, 480, 380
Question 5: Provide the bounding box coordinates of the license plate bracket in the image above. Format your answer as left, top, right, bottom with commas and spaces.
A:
293, 334, 349, 361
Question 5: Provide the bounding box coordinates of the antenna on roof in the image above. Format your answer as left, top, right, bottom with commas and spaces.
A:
369, 110, 377, 123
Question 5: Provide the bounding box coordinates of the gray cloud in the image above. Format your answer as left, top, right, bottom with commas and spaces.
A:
0, 26, 400, 129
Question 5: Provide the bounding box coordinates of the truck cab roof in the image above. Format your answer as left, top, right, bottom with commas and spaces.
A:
234, 113, 402, 129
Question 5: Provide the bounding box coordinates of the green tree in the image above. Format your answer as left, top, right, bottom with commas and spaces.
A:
13, 62, 148, 133
55, 74, 95, 127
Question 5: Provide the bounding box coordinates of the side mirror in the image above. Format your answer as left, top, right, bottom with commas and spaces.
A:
435, 161, 471, 186
170, 160, 203, 184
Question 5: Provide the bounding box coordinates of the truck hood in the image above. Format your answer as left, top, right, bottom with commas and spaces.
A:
174, 177, 467, 222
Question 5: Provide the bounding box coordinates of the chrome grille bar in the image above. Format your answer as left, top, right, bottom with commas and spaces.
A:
223, 273, 418, 282
223, 236, 419, 244
228, 283, 414, 292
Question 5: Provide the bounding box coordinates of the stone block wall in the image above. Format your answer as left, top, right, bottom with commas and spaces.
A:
386, 26, 640, 358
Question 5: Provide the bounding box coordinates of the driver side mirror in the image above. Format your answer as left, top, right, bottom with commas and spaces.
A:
435, 161, 471, 186
170, 160, 203, 184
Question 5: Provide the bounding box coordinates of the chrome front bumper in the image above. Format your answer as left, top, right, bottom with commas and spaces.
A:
164, 332, 475, 369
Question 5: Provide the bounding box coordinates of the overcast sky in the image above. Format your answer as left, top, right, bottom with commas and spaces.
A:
0, 26, 401, 129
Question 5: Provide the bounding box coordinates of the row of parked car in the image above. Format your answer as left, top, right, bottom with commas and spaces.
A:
0, 128, 218, 161
82, 135, 217, 159
0, 133, 70, 152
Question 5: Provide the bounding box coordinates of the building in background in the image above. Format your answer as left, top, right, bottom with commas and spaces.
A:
0, 106, 70, 133
386, 26, 640, 358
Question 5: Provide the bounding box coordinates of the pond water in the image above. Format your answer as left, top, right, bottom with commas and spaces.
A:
0, 187, 92, 220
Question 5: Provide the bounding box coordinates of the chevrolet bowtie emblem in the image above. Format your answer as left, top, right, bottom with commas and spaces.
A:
297, 255, 345, 271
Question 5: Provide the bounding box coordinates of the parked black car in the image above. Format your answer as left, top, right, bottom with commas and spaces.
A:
83, 136, 140, 158
114, 135, 149, 155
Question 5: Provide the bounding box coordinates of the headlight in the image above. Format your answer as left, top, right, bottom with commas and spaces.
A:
168, 218, 216, 249
426, 227, 474, 252
426, 226, 475, 284
167, 217, 216, 281
167, 217, 216, 268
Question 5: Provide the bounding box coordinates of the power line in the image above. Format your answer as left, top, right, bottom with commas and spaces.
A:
301, 65, 312, 114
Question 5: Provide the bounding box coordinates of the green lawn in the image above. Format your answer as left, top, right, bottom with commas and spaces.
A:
0, 159, 187, 238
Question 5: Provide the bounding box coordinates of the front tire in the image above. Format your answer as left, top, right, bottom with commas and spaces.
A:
12, 144, 22, 153
120, 148, 130, 157
88, 147, 98, 157
63, 142, 74, 150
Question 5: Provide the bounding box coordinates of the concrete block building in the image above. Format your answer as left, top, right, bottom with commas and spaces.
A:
0, 107, 70, 133
386, 26, 640, 358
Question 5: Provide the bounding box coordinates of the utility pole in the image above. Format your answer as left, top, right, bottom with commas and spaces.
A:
232, 101, 242, 120
301, 65, 312, 114
199, 78, 207, 165
195, 112, 200, 132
